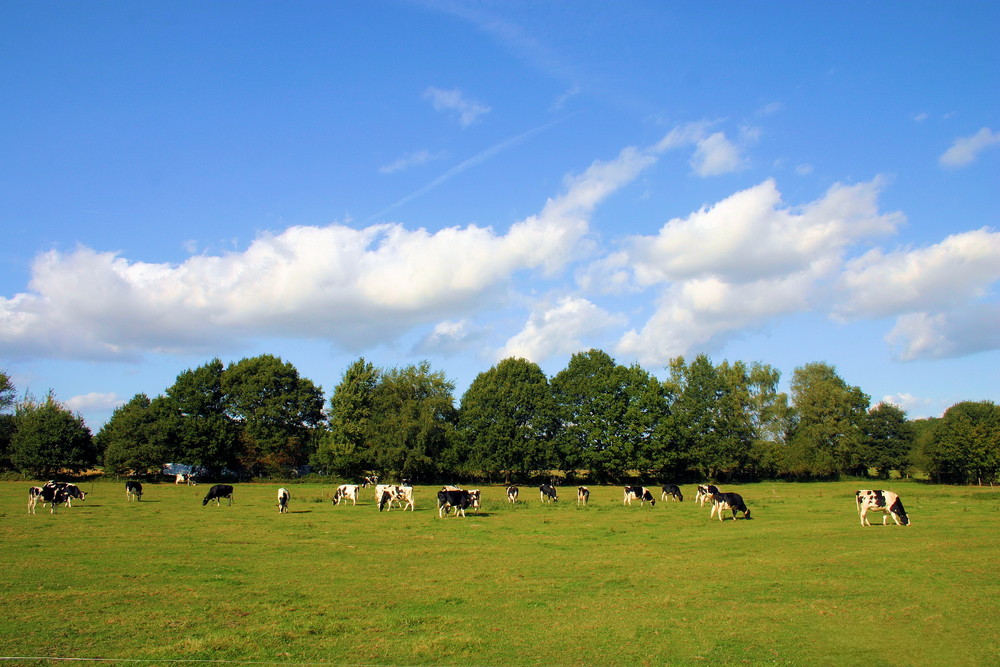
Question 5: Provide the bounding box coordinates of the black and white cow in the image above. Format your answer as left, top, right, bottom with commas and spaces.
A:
125, 481, 143, 501
695, 484, 720, 506
623, 486, 656, 506
539, 484, 558, 503
506, 486, 519, 503
856, 489, 909, 526
332, 484, 360, 506
28, 484, 69, 514
660, 484, 683, 502
202, 484, 234, 506
277, 487, 290, 513
57, 483, 86, 507
377, 485, 415, 512
437, 488, 475, 518
361, 475, 379, 488
577, 486, 590, 505
709, 492, 751, 521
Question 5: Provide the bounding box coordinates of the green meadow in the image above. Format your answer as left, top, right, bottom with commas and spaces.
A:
1, 480, 997, 666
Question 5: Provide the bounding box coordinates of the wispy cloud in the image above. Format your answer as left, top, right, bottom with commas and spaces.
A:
424, 86, 491, 127
379, 150, 449, 175
368, 116, 572, 222
939, 127, 1000, 168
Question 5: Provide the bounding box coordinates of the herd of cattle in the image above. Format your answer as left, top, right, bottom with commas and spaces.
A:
25, 478, 911, 526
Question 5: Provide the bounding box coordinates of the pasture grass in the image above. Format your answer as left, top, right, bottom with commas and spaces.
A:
1, 480, 998, 666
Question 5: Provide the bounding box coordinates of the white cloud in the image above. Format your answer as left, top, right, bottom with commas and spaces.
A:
424, 87, 491, 127
653, 121, 749, 176
0, 141, 656, 361
379, 149, 449, 174
609, 177, 903, 365
837, 228, 1000, 319
886, 305, 1000, 360
880, 392, 934, 417
939, 127, 1000, 168
497, 296, 625, 363
65, 392, 122, 414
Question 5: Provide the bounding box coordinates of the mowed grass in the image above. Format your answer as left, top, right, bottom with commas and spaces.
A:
1, 480, 998, 666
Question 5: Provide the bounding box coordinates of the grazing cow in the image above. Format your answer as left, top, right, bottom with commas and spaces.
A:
696, 484, 720, 506
56, 483, 86, 507
277, 487, 290, 513
856, 489, 909, 526
28, 484, 68, 515
539, 484, 558, 503
623, 486, 656, 506
577, 486, 590, 506
506, 486, 519, 503
125, 481, 143, 501
660, 484, 683, 502
396, 485, 415, 511
375, 484, 415, 512
709, 492, 751, 521
202, 484, 234, 507
332, 484, 360, 506
437, 488, 474, 518
361, 475, 380, 489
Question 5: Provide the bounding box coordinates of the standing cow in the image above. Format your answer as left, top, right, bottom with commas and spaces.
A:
577, 486, 590, 506
202, 484, 234, 506
125, 481, 143, 501
623, 486, 656, 506
709, 492, 751, 521
856, 489, 909, 526
660, 484, 683, 502
507, 486, 519, 503
277, 487, 290, 513
539, 484, 558, 503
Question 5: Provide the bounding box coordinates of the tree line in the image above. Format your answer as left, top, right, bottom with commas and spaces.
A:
0, 351, 997, 484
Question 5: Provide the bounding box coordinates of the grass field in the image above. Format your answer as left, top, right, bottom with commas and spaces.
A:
1, 479, 998, 666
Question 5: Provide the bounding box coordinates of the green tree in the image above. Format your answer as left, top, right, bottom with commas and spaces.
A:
165, 359, 240, 474
458, 357, 559, 483
311, 358, 380, 478
860, 402, 914, 479
784, 362, 869, 478
927, 401, 1000, 484
368, 361, 458, 481
0, 370, 15, 470
10, 392, 95, 477
97, 394, 175, 476
552, 349, 667, 482
222, 354, 326, 476
667, 356, 786, 481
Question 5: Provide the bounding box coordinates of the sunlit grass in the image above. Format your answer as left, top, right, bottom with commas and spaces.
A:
1, 480, 998, 665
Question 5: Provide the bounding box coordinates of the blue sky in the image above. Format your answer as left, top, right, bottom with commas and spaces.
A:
1, 0, 998, 429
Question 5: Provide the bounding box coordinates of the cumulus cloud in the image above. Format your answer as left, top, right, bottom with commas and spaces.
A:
886, 305, 1000, 360
837, 228, 1000, 319
65, 392, 122, 414
880, 392, 935, 417
653, 121, 750, 176
609, 177, 903, 365
939, 127, 1000, 168
0, 142, 657, 361
424, 87, 491, 127
413, 319, 482, 355
497, 296, 625, 363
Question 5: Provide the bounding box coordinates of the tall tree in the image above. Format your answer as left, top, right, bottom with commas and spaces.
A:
552, 349, 667, 482
97, 394, 175, 476
368, 361, 458, 480
927, 401, 1000, 484
222, 354, 326, 475
860, 402, 914, 479
0, 370, 16, 470
458, 357, 559, 483
311, 358, 380, 478
786, 362, 870, 478
165, 359, 240, 474
10, 391, 95, 478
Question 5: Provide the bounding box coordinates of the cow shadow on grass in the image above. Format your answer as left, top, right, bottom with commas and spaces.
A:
289, 510, 313, 514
